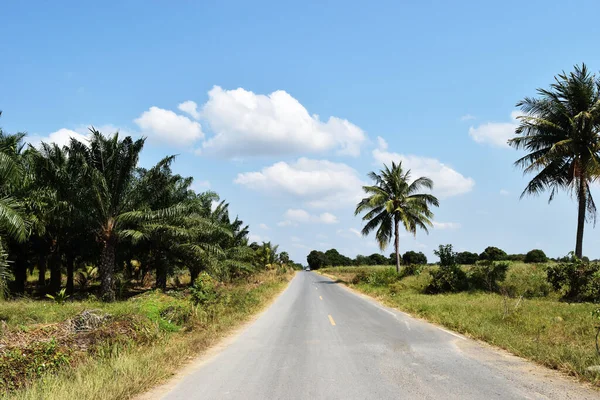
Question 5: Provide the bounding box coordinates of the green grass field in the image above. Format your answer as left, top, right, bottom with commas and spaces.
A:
1, 270, 294, 400
319, 264, 600, 386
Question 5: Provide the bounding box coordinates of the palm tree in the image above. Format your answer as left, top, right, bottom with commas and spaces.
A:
509, 64, 600, 258
355, 162, 439, 273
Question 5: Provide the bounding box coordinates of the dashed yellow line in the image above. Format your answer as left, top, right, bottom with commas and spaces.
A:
319, 296, 323, 300
328, 315, 336, 326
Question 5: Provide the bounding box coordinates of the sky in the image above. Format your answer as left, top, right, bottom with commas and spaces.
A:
3, 0, 600, 264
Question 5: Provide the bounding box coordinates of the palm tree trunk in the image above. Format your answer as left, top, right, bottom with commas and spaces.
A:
12, 251, 27, 295
66, 254, 75, 296
575, 178, 587, 259
37, 255, 47, 290
49, 250, 61, 295
100, 237, 116, 302
155, 255, 167, 291
394, 217, 400, 274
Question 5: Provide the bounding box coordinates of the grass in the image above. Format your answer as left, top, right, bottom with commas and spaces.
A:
1, 269, 294, 399
319, 264, 600, 386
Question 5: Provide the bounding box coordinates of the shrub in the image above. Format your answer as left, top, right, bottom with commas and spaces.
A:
547, 259, 600, 302
525, 249, 548, 263
499, 264, 552, 298
351, 270, 369, 284
456, 251, 478, 265
426, 265, 468, 294
402, 251, 427, 265
366, 268, 399, 286
400, 263, 423, 277
468, 261, 509, 292
506, 254, 526, 262
479, 246, 507, 261
190, 273, 218, 306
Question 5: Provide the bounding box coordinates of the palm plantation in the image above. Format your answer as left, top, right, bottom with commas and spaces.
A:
355, 162, 439, 273
509, 64, 600, 258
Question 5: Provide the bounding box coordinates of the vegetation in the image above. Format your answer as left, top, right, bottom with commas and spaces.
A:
355, 162, 439, 274
525, 249, 548, 263
401, 250, 427, 265
479, 246, 508, 261
509, 63, 600, 258
319, 262, 600, 385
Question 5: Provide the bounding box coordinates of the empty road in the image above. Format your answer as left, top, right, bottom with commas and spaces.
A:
160, 271, 599, 399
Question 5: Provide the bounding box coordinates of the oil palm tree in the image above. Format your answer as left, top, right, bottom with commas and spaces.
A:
355, 162, 439, 273
509, 64, 600, 258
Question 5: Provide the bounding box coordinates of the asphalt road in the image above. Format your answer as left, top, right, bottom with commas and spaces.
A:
161, 271, 599, 399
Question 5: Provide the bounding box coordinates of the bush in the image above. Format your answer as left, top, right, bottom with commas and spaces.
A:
547, 259, 600, 302
456, 251, 478, 265
366, 268, 399, 286
525, 249, 548, 263
190, 273, 218, 306
506, 254, 526, 262
402, 251, 427, 265
479, 246, 507, 261
351, 270, 369, 284
499, 264, 552, 298
400, 263, 423, 277
426, 265, 468, 294
468, 261, 509, 292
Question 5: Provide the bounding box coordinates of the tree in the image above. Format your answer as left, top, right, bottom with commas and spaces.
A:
525, 249, 548, 263
509, 64, 600, 258
367, 253, 388, 265
323, 248, 352, 266
434, 244, 456, 266
402, 250, 427, 265
307, 250, 326, 270
278, 251, 290, 265
355, 162, 439, 273
354, 254, 370, 266
456, 251, 478, 265
479, 246, 507, 261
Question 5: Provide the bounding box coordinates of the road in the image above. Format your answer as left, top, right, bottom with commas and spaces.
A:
160, 271, 599, 399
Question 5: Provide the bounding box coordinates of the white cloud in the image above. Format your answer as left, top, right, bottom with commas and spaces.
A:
460, 114, 476, 121
349, 228, 362, 237
178, 100, 200, 119
316, 234, 328, 239
337, 228, 363, 238
134, 106, 203, 146
235, 158, 364, 208
249, 234, 267, 243
468, 111, 521, 148
432, 221, 461, 230
28, 128, 90, 148
191, 180, 210, 192
500, 189, 510, 196
376, 136, 388, 151
200, 86, 366, 157
259, 223, 270, 230
372, 148, 474, 198
278, 208, 339, 226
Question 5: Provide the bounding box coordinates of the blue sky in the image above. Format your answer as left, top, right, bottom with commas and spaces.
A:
3, 1, 600, 263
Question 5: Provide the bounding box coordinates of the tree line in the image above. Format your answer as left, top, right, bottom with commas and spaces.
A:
0, 124, 294, 301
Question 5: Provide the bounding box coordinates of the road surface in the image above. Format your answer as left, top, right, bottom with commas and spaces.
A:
160, 271, 599, 399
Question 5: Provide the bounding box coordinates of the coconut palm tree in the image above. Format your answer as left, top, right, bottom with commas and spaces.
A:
509, 64, 600, 258
355, 162, 439, 273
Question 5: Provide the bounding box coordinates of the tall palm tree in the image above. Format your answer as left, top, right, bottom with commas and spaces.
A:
355, 162, 439, 273
509, 64, 600, 258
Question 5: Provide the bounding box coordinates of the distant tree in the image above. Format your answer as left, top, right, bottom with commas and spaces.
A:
434, 244, 456, 267
355, 162, 439, 273
506, 254, 526, 262
324, 248, 352, 266
354, 254, 370, 266
509, 64, 600, 259
402, 250, 427, 265
456, 251, 478, 265
307, 250, 326, 270
479, 246, 507, 262
368, 253, 389, 265
524, 249, 548, 263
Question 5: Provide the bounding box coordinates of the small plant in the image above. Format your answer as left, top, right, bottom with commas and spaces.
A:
76, 266, 99, 291
593, 308, 600, 356
45, 288, 70, 304
190, 272, 218, 306
547, 255, 600, 301
469, 261, 509, 292
351, 271, 368, 284
434, 244, 456, 267
366, 268, 399, 286
426, 265, 468, 294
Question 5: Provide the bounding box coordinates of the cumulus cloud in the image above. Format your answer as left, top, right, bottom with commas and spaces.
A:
259, 223, 270, 230
28, 124, 132, 148
468, 111, 521, 148
337, 228, 362, 238
500, 189, 510, 196
200, 86, 366, 157
460, 114, 476, 121
372, 145, 475, 198
134, 106, 203, 146
234, 158, 364, 208
178, 101, 200, 119
432, 221, 461, 230
278, 208, 339, 226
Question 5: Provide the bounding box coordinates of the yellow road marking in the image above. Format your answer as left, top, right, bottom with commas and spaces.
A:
328, 315, 336, 326
319, 296, 323, 300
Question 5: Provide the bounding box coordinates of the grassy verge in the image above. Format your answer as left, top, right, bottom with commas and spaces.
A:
1, 270, 294, 400
319, 266, 600, 386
